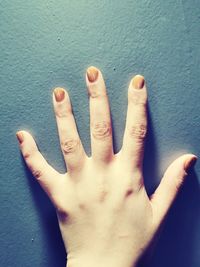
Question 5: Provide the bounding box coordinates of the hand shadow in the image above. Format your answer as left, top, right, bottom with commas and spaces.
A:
143, 103, 159, 196
139, 169, 200, 267
137, 105, 200, 267
22, 160, 66, 267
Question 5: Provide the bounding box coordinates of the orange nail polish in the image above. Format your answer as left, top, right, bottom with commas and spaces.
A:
132, 75, 145, 89
54, 88, 65, 102
16, 131, 24, 144
87, 66, 99, 82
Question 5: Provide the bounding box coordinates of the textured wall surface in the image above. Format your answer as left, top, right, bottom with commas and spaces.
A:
0, 1, 200, 266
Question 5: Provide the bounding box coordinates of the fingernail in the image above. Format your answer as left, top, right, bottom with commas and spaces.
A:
16, 131, 24, 144
132, 75, 145, 89
87, 66, 99, 83
184, 156, 198, 172
54, 88, 65, 102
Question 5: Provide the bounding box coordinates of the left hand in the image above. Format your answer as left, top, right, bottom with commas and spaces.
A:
16, 66, 197, 267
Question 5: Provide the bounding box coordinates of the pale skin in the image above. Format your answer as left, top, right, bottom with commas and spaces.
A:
16, 66, 197, 267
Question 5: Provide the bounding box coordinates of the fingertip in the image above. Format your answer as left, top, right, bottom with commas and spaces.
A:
85, 67, 106, 98
131, 74, 145, 90
16, 131, 24, 144
53, 87, 70, 105
53, 87, 66, 102
184, 154, 198, 172
16, 130, 38, 146
172, 153, 198, 174
86, 66, 99, 83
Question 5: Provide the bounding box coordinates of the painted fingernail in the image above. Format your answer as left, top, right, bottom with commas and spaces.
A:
87, 66, 99, 83
184, 156, 197, 172
16, 131, 24, 144
54, 88, 65, 102
132, 75, 145, 89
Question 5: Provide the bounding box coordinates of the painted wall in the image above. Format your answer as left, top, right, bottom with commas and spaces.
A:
1, 1, 200, 266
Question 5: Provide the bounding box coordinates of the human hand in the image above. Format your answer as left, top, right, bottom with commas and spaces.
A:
16, 66, 197, 267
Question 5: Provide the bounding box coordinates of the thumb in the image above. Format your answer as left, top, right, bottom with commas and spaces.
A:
150, 154, 197, 225
16, 130, 61, 205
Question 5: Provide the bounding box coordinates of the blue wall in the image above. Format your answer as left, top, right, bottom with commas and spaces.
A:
1, 1, 200, 266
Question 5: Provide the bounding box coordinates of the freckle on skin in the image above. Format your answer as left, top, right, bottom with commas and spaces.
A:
79, 203, 85, 210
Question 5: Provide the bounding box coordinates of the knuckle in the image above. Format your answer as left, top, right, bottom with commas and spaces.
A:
97, 184, 109, 203
129, 124, 147, 141
129, 94, 147, 106
88, 85, 107, 98
23, 148, 37, 161
133, 175, 144, 191
61, 138, 80, 154
55, 105, 72, 118
23, 151, 31, 160
32, 169, 43, 180
124, 188, 134, 198
124, 174, 143, 196
89, 90, 101, 98
91, 121, 111, 140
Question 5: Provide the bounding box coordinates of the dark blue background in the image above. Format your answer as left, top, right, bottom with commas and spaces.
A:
0, 1, 199, 266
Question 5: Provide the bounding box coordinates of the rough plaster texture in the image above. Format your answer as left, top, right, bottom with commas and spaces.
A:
0, 1, 200, 266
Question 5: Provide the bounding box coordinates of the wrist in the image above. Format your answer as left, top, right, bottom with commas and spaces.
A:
66, 254, 138, 267
66, 261, 137, 267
